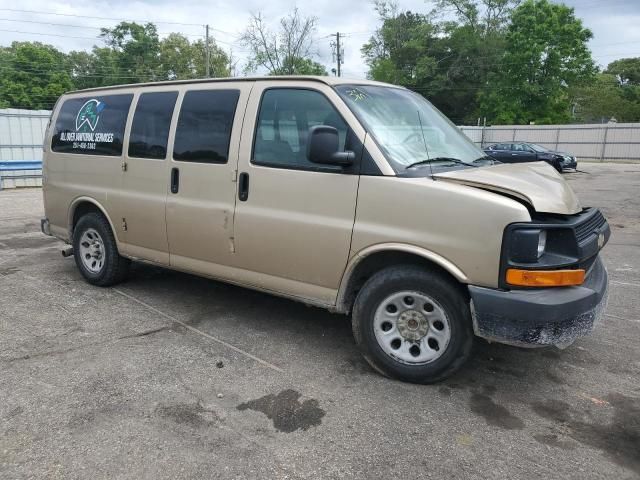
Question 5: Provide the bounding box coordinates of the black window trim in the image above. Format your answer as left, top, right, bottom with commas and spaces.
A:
250, 86, 357, 175
172, 87, 241, 165
128, 90, 179, 161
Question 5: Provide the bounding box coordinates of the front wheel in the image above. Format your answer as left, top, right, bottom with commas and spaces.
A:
352, 266, 474, 383
72, 212, 130, 286
552, 160, 563, 173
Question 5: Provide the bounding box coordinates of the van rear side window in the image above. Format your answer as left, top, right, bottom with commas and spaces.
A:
128, 91, 178, 160
51, 94, 133, 156
173, 90, 240, 164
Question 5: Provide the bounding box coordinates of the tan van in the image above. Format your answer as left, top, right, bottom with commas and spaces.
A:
41, 76, 609, 383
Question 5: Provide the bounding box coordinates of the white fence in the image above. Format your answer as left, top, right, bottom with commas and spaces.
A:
0, 109, 49, 189
1, 110, 639, 189
459, 123, 640, 162
0, 108, 50, 163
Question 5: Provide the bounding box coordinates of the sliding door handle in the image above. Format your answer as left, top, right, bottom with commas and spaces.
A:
170, 167, 180, 194
238, 172, 249, 201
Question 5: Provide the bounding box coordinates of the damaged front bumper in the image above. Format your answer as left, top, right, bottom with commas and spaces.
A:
468, 256, 608, 348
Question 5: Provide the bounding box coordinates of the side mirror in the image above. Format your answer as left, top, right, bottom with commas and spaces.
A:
306, 125, 355, 166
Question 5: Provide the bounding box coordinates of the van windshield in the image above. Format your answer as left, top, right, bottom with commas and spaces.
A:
336, 85, 490, 174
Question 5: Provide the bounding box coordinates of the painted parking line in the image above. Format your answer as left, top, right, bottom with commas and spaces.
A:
113, 288, 285, 374
611, 280, 640, 288
605, 313, 640, 324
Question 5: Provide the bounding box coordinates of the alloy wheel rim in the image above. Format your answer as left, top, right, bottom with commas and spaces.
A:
373, 290, 451, 365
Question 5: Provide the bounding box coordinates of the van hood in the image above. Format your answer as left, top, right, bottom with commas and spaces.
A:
433, 161, 581, 214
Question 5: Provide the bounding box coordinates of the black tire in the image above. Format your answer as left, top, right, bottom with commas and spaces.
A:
553, 160, 563, 173
72, 212, 130, 286
352, 265, 474, 384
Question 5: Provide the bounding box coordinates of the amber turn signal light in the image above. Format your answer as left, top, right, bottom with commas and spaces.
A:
506, 268, 585, 287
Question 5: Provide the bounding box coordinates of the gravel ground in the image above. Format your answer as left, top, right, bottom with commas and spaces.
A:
1, 163, 639, 480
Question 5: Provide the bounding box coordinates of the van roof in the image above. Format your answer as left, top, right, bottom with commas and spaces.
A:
67, 76, 403, 95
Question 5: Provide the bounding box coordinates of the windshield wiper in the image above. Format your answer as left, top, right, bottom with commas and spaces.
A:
406, 157, 477, 169
472, 155, 501, 164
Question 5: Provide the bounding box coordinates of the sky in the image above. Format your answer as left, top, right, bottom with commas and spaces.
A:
0, 0, 639, 78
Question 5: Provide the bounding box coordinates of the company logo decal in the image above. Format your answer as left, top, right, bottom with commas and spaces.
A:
59, 98, 115, 149
76, 99, 105, 132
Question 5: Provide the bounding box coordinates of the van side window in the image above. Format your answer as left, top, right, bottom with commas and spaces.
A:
51, 94, 133, 156
253, 89, 348, 170
173, 90, 240, 164
128, 91, 178, 159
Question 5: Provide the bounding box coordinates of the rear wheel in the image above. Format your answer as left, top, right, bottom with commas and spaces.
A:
352, 266, 474, 383
72, 212, 130, 286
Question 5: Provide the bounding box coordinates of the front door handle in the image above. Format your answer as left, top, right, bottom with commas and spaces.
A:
170, 167, 179, 194
238, 172, 249, 201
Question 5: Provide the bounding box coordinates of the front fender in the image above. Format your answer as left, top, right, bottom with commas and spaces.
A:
335, 243, 469, 313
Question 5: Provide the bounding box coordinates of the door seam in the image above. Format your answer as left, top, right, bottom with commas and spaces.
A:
229, 82, 256, 254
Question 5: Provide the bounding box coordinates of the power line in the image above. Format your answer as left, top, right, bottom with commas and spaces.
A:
0, 27, 248, 52
2, 25, 633, 74
0, 28, 98, 40
0, 8, 239, 38
0, 18, 205, 38
5, 60, 631, 94
0, 8, 204, 27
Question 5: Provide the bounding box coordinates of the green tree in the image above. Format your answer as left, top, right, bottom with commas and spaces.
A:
99, 22, 161, 84
362, 1, 514, 123
66, 47, 121, 90
0, 42, 74, 109
433, 0, 518, 122
0, 23, 233, 109
605, 57, 640, 85
240, 8, 326, 75
274, 57, 327, 75
480, 0, 596, 124
362, 7, 440, 86
67, 24, 230, 89
572, 71, 640, 123
158, 34, 230, 79
433, 0, 520, 34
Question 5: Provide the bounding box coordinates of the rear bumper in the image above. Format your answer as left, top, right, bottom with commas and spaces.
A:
468, 256, 608, 347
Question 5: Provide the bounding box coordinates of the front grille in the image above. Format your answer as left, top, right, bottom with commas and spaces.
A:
575, 210, 606, 244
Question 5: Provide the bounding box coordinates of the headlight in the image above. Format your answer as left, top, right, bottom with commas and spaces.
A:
511, 228, 547, 263
537, 230, 547, 258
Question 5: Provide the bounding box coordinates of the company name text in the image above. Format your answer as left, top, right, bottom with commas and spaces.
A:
61, 132, 114, 143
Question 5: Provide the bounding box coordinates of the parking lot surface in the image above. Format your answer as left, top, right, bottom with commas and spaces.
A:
1, 163, 639, 479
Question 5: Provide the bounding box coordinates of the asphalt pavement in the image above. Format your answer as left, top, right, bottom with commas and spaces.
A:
1, 163, 639, 479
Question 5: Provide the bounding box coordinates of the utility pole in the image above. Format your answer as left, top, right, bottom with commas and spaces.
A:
336, 32, 341, 77
205, 24, 210, 78
330, 32, 343, 77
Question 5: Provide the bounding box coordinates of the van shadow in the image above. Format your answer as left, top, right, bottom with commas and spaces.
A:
126, 262, 354, 350
125, 262, 586, 390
